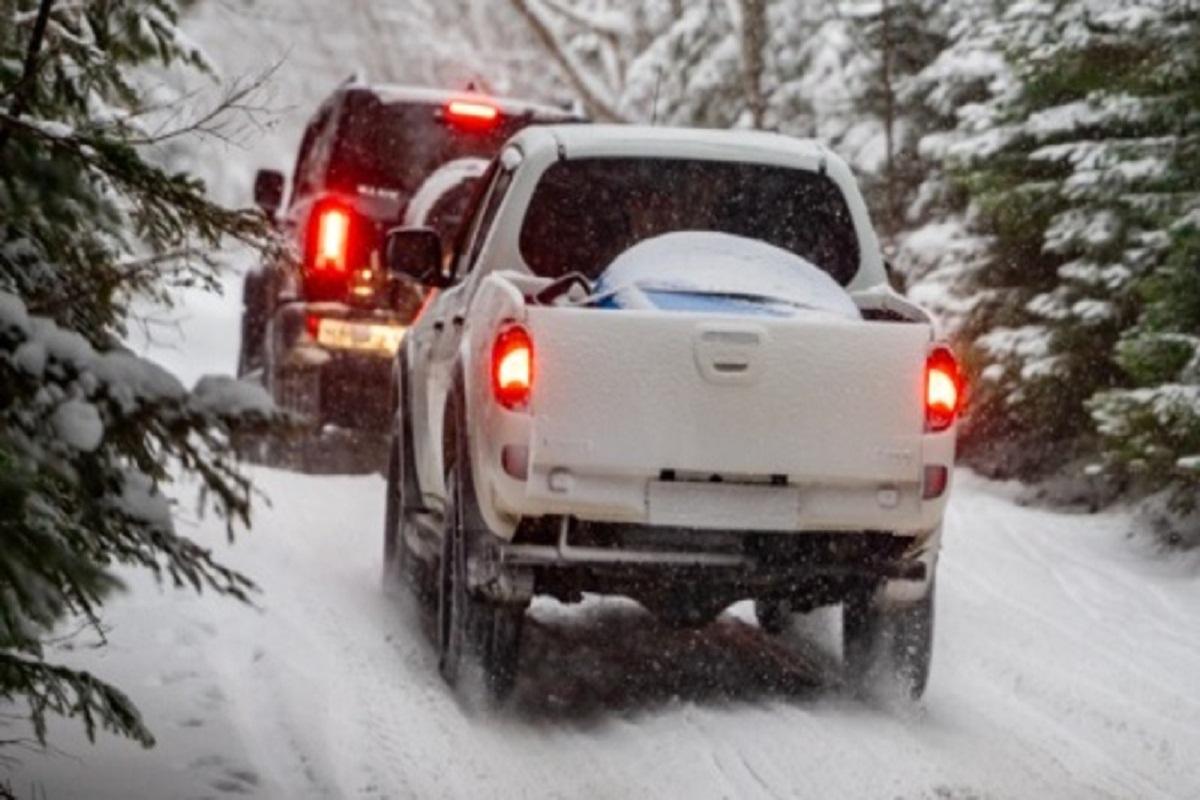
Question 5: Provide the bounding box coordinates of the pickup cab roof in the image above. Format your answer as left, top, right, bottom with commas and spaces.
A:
527, 124, 833, 169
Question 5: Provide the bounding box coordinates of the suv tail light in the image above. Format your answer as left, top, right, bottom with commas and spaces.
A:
445, 98, 500, 129
493, 326, 533, 410
926, 345, 961, 432
309, 204, 352, 272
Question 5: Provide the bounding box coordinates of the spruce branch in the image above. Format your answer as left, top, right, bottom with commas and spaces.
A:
0, 654, 154, 748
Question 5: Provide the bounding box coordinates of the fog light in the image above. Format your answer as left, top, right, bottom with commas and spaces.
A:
923, 465, 949, 500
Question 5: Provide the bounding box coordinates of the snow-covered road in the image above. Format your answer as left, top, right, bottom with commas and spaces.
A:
10, 465, 1200, 799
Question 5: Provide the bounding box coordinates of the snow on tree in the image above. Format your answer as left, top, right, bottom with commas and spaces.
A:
507, 0, 747, 125
1, 0, 283, 747
834, 0, 967, 247
1088, 41, 1200, 543
894, 2, 1012, 328
918, 0, 1199, 511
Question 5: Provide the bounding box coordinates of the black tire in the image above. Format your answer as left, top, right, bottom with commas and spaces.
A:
843, 581, 935, 700
477, 594, 524, 701
437, 480, 467, 687
272, 365, 320, 422
237, 270, 267, 379
393, 352, 424, 517
383, 358, 428, 595
756, 599, 791, 635
382, 441, 406, 588
645, 593, 726, 630
436, 386, 524, 702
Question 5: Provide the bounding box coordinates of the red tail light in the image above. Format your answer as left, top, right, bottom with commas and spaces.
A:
493, 326, 533, 410
926, 345, 961, 432
313, 206, 350, 271
445, 99, 499, 128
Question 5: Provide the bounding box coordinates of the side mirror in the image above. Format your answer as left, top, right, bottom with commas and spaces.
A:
386, 227, 448, 288
254, 169, 285, 217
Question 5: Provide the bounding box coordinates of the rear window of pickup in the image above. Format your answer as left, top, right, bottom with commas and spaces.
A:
518, 157, 861, 284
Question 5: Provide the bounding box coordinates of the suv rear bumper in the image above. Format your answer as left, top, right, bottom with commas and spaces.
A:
269, 302, 401, 431
315, 352, 393, 430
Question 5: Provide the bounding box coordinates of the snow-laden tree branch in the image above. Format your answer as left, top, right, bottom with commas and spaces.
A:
0, 0, 291, 751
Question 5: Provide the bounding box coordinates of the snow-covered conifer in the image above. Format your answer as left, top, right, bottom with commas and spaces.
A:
923, 1, 1199, 486
1, 0, 281, 746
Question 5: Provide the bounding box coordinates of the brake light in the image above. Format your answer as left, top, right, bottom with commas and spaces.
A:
493, 326, 533, 410
926, 345, 961, 432
446, 99, 499, 128
314, 207, 350, 271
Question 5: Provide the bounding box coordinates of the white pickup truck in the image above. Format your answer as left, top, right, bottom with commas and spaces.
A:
381, 125, 961, 702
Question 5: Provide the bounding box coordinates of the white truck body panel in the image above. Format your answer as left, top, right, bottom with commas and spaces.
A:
399, 125, 954, 581
524, 307, 929, 483
464, 274, 955, 539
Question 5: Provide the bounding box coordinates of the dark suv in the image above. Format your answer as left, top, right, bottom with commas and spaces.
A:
238, 83, 579, 461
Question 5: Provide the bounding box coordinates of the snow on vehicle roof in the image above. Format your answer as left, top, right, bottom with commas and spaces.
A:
358, 84, 578, 121
597, 232, 861, 320
517, 124, 838, 174
403, 157, 488, 228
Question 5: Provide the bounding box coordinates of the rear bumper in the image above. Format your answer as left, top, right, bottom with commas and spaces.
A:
475, 397, 956, 538
271, 302, 399, 430
316, 352, 393, 430
502, 517, 928, 580
486, 443, 953, 537
480, 517, 939, 610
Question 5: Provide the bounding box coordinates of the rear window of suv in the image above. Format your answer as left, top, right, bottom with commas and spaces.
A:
326, 93, 533, 197
518, 158, 861, 284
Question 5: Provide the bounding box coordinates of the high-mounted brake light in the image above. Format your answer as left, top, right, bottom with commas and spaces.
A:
446, 99, 500, 127
493, 326, 533, 410
926, 345, 961, 432
314, 207, 350, 271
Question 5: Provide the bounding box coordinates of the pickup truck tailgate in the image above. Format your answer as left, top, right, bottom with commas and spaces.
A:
525, 307, 931, 484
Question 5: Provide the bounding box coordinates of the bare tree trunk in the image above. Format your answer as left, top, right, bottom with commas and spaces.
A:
739, 0, 767, 129
508, 0, 627, 122
0, 0, 55, 155
880, 0, 899, 239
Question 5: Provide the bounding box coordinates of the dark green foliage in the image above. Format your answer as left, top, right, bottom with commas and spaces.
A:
1, 0, 282, 747
945, 2, 1200, 489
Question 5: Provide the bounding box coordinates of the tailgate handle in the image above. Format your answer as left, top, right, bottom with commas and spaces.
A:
693, 324, 767, 385
713, 360, 749, 374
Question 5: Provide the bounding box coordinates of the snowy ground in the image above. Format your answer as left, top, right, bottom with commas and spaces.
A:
5, 5, 1198, 796
8, 268, 1200, 798
8, 459, 1200, 799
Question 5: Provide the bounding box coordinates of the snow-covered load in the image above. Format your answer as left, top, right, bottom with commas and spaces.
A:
381, 125, 960, 703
